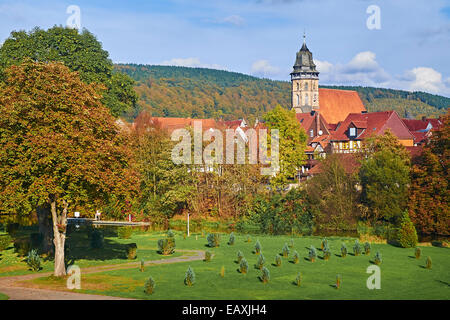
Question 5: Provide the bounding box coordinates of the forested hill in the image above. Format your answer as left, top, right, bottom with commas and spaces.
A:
115, 63, 449, 122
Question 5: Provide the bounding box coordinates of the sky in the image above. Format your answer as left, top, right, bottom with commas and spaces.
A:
1, 0, 450, 97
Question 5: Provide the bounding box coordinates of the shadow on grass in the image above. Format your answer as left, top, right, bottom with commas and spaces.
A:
436, 280, 450, 286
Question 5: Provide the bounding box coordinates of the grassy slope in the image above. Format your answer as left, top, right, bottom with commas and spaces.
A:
26, 232, 450, 300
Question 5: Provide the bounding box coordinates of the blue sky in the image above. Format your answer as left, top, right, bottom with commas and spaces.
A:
1, 0, 450, 96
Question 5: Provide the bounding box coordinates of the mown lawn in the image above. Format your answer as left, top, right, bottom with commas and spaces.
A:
23, 232, 450, 300
0, 229, 182, 277
0, 292, 9, 300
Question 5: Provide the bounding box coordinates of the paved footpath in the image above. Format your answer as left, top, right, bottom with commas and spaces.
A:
0, 249, 204, 300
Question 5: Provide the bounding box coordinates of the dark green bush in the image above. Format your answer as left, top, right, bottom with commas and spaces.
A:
90, 229, 104, 249
118, 227, 133, 239
144, 276, 155, 294
126, 243, 137, 260
14, 238, 31, 256
397, 213, 418, 248
0, 234, 12, 251
167, 229, 175, 238
260, 267, 270, 284
184, 266, 195, 286
27, 249, 41, 271
6, 223, 19, 236
207, 233, 220, 247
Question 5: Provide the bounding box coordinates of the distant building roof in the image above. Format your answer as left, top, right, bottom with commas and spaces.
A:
307, 154, 361, 176
318, 88, 366, 124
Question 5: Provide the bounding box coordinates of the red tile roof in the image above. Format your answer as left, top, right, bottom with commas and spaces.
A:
402, 119, 429, 132
318, 88, 366, 124
307, 154, 361, 175
331, 111, 414, 141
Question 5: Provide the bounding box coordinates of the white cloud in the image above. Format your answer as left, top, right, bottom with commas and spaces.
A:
160, 57, 226, 70
343, 51, 379, 73
404, 67, 446, 94
250, 59, 280, 77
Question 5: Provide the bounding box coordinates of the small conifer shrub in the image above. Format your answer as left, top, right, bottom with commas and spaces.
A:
157, 238, 175, 255
426, 256, 432, 269
275, 254, 282, 267
207, 233, 221, 247
289, 239, 294, 248
126, 243, 137, 260
254, 240, 262, 254
204, 250, 212, 262
260, 267, 270, 284
237, 250, 244, 263
228, 232, 235, 245
246, 235, 251, 243
336, 274, 342, 289
184, 266, 196, 286
364, 242, 371, 255
167, 229, 175, 238
144, 276, 155, 295
256, 254, 265, 270
341, 243, 348, 258
309, 246, 317, 262
294, 272, 302, 287
397, 213, 418, 248
323, 245, 331, 261
292, 251, 300, 264
321, 238, 328, 250
140, 259, 145, 272
353, 240, 362, 256
240, 258, 249, 274
415, 247, 421, 259
282, 243, 290, 258
374, 251, 382, 265
27, 249, 41, 271
220, 266, 225, 277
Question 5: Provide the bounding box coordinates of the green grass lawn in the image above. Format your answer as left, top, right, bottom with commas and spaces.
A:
0, 292, 9, 300
24, 232, 450, 300
0, 229, 181, 277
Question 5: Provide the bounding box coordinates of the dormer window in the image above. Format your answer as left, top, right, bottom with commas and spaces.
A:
310, 129, 314, 137
349, 127, 356, 137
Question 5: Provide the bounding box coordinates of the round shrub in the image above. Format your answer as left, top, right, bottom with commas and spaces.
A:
184, 266, 195, 286
27, 249, 41, 271
118, 226, 133, 239
239, 258, 249, 274
167, 229, 175, 238
144, 276, 155, 294
397, 213, 418, 248
260, 267, 270, 284
0, 234, 12, 252
256, 254, 265, 270
126, 243, 137, 260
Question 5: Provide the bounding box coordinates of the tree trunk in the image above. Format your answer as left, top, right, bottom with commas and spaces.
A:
50, 198, 67, 277
36, 205, 54, 254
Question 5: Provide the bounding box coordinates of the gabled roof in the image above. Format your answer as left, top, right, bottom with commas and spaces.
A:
307, 154, 361, 176
140, 117, 221, 132
318, 88, 366, 124
402, 118, 443, 132
331, 111, 414, 141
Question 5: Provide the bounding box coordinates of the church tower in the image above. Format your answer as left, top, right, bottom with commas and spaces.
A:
291, 34, 319, 113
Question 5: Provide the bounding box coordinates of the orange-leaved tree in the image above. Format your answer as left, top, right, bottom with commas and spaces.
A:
0, 60, 138, 276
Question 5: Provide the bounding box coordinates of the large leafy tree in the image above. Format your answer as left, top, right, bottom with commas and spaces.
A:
408, 111, 449, 235
0, 26, 138, 117
359, 130, 411, 224
263, 105, 307, 188
0, 60, 137, 276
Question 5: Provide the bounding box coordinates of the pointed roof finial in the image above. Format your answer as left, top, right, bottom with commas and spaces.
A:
303, 29, 306, 45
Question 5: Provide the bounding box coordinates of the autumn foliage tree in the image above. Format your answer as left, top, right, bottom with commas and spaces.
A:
0, 60, 137, 276
408, 111, 450, 235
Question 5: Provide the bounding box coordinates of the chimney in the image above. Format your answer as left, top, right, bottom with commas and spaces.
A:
315, 111, 320, 136
422, 116, 426, 121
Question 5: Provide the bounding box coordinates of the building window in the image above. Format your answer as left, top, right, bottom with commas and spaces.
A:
296, 83, 299, 91
305, 93, 309, 105
305, 82, 309, 90
310, 129, 314, 137
349, 127, 356, 137
297, 94, 300, 106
